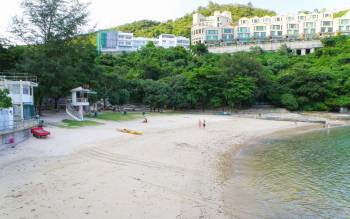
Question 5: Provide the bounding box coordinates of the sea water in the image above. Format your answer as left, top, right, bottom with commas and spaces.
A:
233, 126, 350, 218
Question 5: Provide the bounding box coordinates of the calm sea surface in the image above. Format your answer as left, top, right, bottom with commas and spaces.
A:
232, 126, 350, 218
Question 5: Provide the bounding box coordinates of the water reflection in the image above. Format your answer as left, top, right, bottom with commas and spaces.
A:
232, 126, 350, 218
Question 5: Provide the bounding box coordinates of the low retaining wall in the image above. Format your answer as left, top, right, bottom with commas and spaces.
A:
209, 40, 323, 54
0, 128, 31, 150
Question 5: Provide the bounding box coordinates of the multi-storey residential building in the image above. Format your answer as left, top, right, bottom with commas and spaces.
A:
335, 11, 350, 35
97, 31, 190, 53
193, 10, 350, 46
191, 11, 234, 46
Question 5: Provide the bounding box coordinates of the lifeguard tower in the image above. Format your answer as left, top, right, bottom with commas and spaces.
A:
66, 86, 95, 121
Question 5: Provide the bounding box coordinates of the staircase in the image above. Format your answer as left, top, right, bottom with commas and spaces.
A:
66, 101, 84, 121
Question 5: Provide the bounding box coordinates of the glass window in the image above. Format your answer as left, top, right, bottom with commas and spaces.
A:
341, 19, 349, 25
288, 24, 298, 29
255, 26, 266, 31
239, 27, 249, 33
224, 29, 232, 33
207, 30, 218, 35
305, 22, 315, 28
23, 86, 30, 95
322, 21, 332, 26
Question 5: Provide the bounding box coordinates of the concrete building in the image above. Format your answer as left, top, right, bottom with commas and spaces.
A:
0, 73, 38, 121
334, 11, 350, 35
192, 9, 350, 53
97, 31, 190, 53
191, 11, 234, 46
0, 73, 38, 148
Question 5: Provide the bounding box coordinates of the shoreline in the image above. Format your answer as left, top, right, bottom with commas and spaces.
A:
221, 120, 350, 218
0, 113, 343, 218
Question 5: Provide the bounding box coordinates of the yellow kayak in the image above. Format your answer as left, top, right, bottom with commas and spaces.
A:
118, 128, 143, 135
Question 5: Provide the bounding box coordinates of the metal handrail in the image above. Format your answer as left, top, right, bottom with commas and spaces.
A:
0, 72, 37, 83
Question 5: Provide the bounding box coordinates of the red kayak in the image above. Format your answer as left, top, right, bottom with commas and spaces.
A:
31, 127, 50, 138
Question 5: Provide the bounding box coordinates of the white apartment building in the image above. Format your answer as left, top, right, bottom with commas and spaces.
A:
192, 10, 350, 46
191, 11, 235, 45
97, 31, 190, 53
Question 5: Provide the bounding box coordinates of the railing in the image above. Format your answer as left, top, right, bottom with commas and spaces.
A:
66, 101, 83, 121
0, 118, 37, 134
206, 37, 324, 48
0, 72, 37, 83
76, 98, 88, 103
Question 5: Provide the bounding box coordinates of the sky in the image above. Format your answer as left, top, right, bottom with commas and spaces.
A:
1, 0, 350, 38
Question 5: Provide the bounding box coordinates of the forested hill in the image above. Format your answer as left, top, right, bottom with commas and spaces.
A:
101, 2, 276, 38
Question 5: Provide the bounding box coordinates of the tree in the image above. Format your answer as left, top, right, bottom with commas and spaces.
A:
12, 0, 94, 112
11, 0, 89, 44
280, 93, 298, 110
224, 77, 257, 108
0, 89, 12, 109
191, 43, 208, 56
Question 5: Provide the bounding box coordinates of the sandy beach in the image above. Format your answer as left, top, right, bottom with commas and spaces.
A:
0, 114, 316, 219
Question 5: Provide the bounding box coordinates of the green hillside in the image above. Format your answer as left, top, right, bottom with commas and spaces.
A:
89, 2, 276, 44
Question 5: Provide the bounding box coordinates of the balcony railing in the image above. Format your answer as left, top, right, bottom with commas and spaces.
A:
76, 98, 89, 103
0, 72, 37, 83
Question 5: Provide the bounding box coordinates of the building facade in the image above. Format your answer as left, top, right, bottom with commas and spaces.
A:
0, 73, 38, 148
192, 10, 350, 46
97, 31, 190, 53
191, 11, 235, 46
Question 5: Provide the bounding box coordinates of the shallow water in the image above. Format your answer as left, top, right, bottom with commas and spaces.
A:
232, 126, 350, 218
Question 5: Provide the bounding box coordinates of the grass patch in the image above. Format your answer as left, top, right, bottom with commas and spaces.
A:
88, 112, 142, 121
60, 119, 102, 128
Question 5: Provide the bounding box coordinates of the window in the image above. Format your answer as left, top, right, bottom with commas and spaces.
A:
298, 16, 306, 21
241, 20, 248, 24
341, 19, 349, 25
255, 26, 266, 31
23, 86, 30, 95
207, 30, 218, 35
263, 18, 271, 23
224, 29, 232, 34
322, 21, 332, 26
238, 33, 250, 39
287, 17, 294, 22
252, 19, 259, 23
305, 22, 315, 28
275, 17, 282, 22
288, 24, 298, 29
206, 35, 218, 41
239, 27, 249, 33
271, 25, 281, 30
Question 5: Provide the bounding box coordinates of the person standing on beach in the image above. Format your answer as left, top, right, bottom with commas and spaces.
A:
198, 120, 202, 128
203, 120, 206, 128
